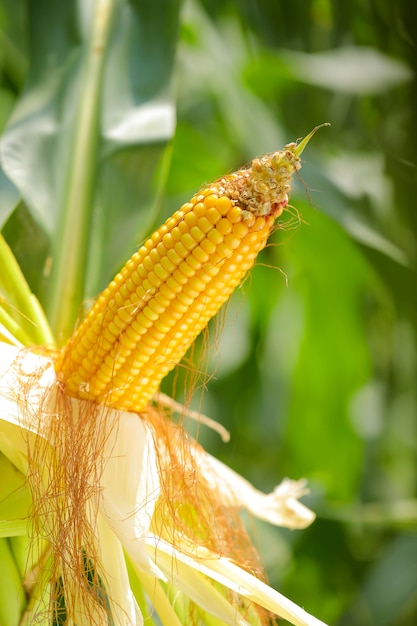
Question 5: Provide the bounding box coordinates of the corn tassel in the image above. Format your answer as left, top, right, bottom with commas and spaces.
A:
56, 129, 322, 412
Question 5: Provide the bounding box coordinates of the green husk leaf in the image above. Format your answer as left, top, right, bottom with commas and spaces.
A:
0, 453, 31, 536
0, 233, 54, 346
0, 537, 26, 626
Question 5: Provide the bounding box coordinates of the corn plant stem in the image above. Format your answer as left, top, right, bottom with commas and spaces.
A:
47, 0, 115, 345
0, 234, 54, 346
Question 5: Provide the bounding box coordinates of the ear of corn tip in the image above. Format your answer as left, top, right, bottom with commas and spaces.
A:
55, 136, 316, 412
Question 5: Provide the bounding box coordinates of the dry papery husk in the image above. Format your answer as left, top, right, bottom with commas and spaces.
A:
9, 346, 272, 625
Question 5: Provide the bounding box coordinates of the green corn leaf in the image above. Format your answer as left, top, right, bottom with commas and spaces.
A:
1, 0, 181, 341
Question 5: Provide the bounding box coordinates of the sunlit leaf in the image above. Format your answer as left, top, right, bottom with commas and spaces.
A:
280, 47, 413, 94
1, 0, 181, 311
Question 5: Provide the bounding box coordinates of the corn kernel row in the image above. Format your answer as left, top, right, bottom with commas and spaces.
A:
56, 140, 305, 412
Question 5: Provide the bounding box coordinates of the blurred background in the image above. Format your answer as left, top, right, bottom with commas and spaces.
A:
164, 2, 417, 624
1, 0, 416, 624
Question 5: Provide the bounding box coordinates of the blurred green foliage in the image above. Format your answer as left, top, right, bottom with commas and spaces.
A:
163, 2, 417, 624
0, 0, 416, 624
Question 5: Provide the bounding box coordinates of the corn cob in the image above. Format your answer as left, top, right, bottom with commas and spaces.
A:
56, 129, 321, 412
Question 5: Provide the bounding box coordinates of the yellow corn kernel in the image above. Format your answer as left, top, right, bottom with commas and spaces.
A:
216, 218, 233, 236
216, 196, 232, 214
190, 226, 205, 242
173, 241, 188, 258
151, 265, 166, 282
200, 238, 216, 255
193, 202, 207, 218
184, 211, 198, 228
206, 207, 222, 225
181, 233, 196, 251
207, 229, 224, 245
160, 255, 175, 274
191, 246, 209, 264
167, 248, 182, 265
227, 206, 242, 223
55, 138, 306, 411
178, 260, 195, 278
197, 216, 213, 234
203, 194, 218, 209
185, 254, 202, 271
